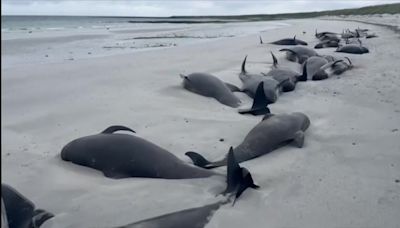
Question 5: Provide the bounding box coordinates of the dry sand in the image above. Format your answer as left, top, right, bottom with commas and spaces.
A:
2, 17, 400, 228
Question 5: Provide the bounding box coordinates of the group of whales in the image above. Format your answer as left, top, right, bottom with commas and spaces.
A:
2, 26, 374, 228
260, 27, 373, 54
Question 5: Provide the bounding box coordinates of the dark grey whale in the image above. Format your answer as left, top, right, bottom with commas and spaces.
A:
260, 35, 307, 46
180, 73, 241, 108
61, 126, 258, 201
279, 46, 318, 64
336, 44, 369, 54
262, 52, 300, 92
61, 126, 216, 179
239, 56, 282, 104
117, 201, 226, 228
186, 112, 311, 169
299, 56, 344, 81
116, 149, 259, 227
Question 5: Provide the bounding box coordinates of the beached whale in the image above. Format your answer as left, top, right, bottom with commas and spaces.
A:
116, 201, 226, 228
315, 30, 338, 39
2, 184, 54, 228
186, 112, 311, 168
279, 46, 318, 64
61, 125, 215, 179
61, 126, 259, 201
314, 40, 340, 49
239, 56, 282, 104
336, 44, 369, 54
331, 57, 353, 75
238, 81, 271, 116
261, 52, 300, 92
117, 149, 259, 227
298, 56, 343, 81
260, 35, 307, 45
180, 73, 241, 107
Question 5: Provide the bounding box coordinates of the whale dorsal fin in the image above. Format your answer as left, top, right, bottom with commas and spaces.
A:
251, 82, 269, 109
259, 36, 263, 44
232, 167, 259, 206
238, 81, 271, 116
223, 147, 241, 195
101, 125, 136, 134
271, 52, 278, 68
293, 35, 296, 41
241, 55, 248, 74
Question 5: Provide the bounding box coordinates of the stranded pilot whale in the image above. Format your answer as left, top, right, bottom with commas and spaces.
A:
279, 46, 318, 64
261, 52, 301, 92
117, 150, 259, 227
298, 56, 344, 81
260, 35, 308, 46
2, 184, 54, 228
239, 56, 286, 104
61, 125, 215, 179
61, 126, 259, 201
180, 73, 241, 108
117, 201, 226, 228
186, 111, 311, 169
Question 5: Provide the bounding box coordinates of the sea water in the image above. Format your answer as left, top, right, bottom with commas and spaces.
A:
1, 16, 290, 67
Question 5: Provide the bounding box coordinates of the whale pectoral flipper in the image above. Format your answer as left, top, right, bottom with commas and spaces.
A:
185, 152, 214, 169
224, 82, 241, 92
101, 125, 136, 134
293, 131, 305, 148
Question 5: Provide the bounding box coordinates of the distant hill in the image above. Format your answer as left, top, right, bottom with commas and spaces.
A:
170, 3, 400, 21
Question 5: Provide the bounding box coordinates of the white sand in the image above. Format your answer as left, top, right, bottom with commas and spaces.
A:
2, 17, 400, 228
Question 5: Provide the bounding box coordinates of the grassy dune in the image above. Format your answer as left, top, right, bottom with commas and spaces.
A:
170, 3, 400, 21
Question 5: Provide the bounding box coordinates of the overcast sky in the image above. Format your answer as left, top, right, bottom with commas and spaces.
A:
2, 0, 399, 17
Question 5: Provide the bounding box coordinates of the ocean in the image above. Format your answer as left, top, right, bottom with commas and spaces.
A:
1, 15, 289, 67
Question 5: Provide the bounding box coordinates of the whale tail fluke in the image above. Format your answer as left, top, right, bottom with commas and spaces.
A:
222, 147, 259, 205
101, 125, 136, 134
225, 82, 241, 92
238, 81, 271, 116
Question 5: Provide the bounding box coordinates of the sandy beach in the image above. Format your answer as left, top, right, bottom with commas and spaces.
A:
2, 16, 400, 228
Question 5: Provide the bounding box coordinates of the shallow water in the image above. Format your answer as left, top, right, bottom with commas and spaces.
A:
1, 16, 289, 67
